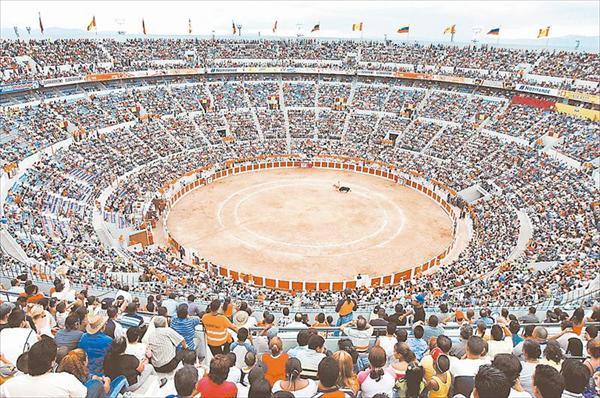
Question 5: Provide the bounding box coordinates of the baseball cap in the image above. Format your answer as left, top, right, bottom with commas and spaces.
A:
0, 302, 15, 318
415, 294, 425, 304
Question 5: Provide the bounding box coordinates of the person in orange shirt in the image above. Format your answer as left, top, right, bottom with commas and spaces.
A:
223, 297, 233, 319
335, 288, 357, 336
21, 284, 45, 304
570, 308, 585, 335
201, 299, 238, 356
262, 337, 289, 386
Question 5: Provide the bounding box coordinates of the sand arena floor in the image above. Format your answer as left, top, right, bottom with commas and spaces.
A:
166, 168, 455, 282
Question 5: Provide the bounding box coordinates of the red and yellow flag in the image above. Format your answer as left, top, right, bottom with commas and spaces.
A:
443, 24, 456, 34
537, 26, 550, 38
272, 20, 278, 33
352, 22, 363, 32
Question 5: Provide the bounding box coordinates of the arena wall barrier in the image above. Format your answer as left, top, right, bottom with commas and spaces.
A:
159, 155, 460, 292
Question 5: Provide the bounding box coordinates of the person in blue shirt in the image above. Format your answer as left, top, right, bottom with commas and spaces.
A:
409, 325, 428, 361
78, 314, 113, 376
170, 303, 201, 351
509, 320, 524, 347
479, 309, 495, 327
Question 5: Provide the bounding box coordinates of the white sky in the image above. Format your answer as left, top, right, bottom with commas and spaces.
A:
1, 0, 599, 41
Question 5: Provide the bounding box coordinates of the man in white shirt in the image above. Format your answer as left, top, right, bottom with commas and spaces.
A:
296, 334, 326, 379
0, 309, 39, 366
113, 285, 133, 303
340, 316, 373, 353
450, 336, 491, 378
548, 321, 581, 352
1, 337, 87, 398
7, 279, 25, 295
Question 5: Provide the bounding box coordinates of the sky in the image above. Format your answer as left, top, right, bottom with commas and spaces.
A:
1, 0, 599, 42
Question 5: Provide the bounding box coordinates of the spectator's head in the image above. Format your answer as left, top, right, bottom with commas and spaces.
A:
64, 313, 81, 331
27, 337, 57, 376
58, 348, 88, 381
587, 338, 600, 359
528, 307, 536, 315
368, 346, 386, 381
182, 350, 197, 366
533, 364, 564, 398
490, 324, 504, 341
460, 323, 473, 341
316, 312, 326, 324
208, 354, 230, 385
187, 294, 195, 302
126, 326, 142, 344
317, 356, 340, 388
523, 339, 542, 360
533, 326, 548, 341
237, 327, 249, 342
284, 357, 302, 382
296, 328, 312, 347
386, 322, 397, 336
125, 302, 137, 315
332, 350, 354, 386
523, 324, 535, 338
282, 307, 290, 316
209, 299, 221, 313
308, 334, 325, 352
501, 308, 509, 318
436, 335, 452, 354
394, 303, 404, 314
566, 338, 583, 357
248, 378, 271, 398
8, 309, 27, 328
394, 342, 416, 363
356, 316, 367, 330
473, 365, 511, 398
560, 320, 573, 331
508, 320, 521, 335
107, 336, 127, 357
244, 351, 256, 368
153, 316, 168, 328
543, 340, 563, 364
269, 336, 283, 356
294, 313, 303, 323
584, 325, 598, 340
405, 362, 425, 397
248, 364, 265, 385
413, 325, 424, 339
428, 315, 439, 327
560, 358, 591, 395
467, 336, 486, 358
174, 365, 199, 398
492, 353, 522, 388
0, 303, 15, 322
176, 303, 189, 319
395, 328, 408, 342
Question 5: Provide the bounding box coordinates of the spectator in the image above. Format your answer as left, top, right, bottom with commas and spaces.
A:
492, 353, 531, 398
566, 338, 584, 357
335, 288, 358, 330
548, 321, 580, 352
560, 358, 591, 398
296, 334, 326, 379
186, 294, 202, 317
262, 336, 289, 386
58, 348, 110, 398
147, 316, 186, 373
230, 327, 256, 369
166, 365, 199, 398
202, 299, 237, 355
532, 364, 564, 398
315, 356, 353, 397
409, 325, 428, 362
540, 340, 563, 370
124, 326, 148, 361
421, 335, 452, 382
225, 352, 241, 383
0, 302, 14, 332
388, 304, 409, 326
473, 365, 512, 398
77, 314, 112, 376
583, 338, 599, 376
171, 303, 201, 351
427, 353, 451, 398
450, 324, 473, 358
450, 336, 490, 377
55, 313, 83, 351
332, 350, 360, 396
514, 327, 548, 360
162, 293, 179, 317
358, 346, 395, 398
288, 329, 313, 358
196, 354, 237, 398
272, 357, 318, 397
248, 378, 271, 398
376, 322, 399, 364
510, 321, 524, 347
422, 315, 445, 341
370, 308, 389, 327
487, 324, 513, 359
520, 340, 542, 395
1, 337, 87, 397
119, 302, 144, 328
519, 307, 539, 324
103, 306, 124, 340
340, 316, 373, 353
103, 336, 154, 391
0, 309, 39, 366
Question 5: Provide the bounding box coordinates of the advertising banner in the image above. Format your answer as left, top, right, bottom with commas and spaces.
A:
0, 81, 39, 93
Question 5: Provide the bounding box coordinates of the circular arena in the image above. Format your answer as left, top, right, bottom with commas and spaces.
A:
1, 4, 600, 396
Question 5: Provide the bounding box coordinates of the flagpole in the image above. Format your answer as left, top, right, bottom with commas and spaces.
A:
497, 25, 501, 46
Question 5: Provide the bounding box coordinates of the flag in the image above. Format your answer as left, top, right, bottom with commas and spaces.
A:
487, 27, 500, 36
87, 16, 96, 31
38, 12, 44, 34
142, 18, 147, 35
272, 20, 277, 33
188, 18, 192, 34
352, 22, 363, 32
311, 23, 320, 32
537, 26, 550, 38
232, 21, 237, 35
397, 25, 409, 34
443, 24, 456, 34
13, 26, 19, 38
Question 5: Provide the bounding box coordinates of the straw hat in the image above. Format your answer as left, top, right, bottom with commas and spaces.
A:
28, 304, 45, 319
233, 311, 249, 327
86, 313, 108, 334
